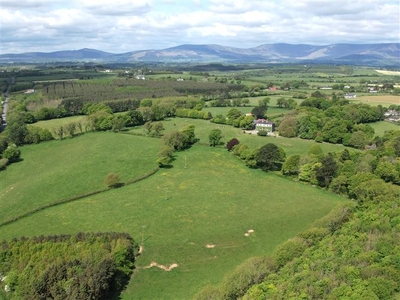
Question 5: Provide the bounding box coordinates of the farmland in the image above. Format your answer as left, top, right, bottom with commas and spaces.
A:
355, 95, 400, 106
0, 134, 347, 299
0, 63, 399, 299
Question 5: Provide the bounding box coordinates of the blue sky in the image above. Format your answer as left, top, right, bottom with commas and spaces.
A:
1, 0, 399, 54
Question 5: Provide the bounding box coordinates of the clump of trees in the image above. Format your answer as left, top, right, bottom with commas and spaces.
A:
211, 108, 254, 130
278, 101, 383, 149
0, 232, 137, 300
280, 130, 400, 192
175, 108, 212, 120
228, 140, 286, 172
157, 124, 197, 167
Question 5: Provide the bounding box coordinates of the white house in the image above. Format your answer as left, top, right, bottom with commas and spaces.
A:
253, 119, 275, 132
344, 93, 357, 99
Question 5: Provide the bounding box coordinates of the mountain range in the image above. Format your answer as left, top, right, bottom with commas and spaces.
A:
1, 43, 399, 66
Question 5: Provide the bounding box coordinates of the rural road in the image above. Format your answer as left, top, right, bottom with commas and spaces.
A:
1, 88, 9, 131
1, 97, 8, 131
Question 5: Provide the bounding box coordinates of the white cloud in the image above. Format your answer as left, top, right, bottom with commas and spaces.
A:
0, 0, 60, 8
78, 0, 152, 16
0, 0, 398, 54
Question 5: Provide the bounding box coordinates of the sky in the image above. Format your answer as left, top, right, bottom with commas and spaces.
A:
1, 0, 399, 54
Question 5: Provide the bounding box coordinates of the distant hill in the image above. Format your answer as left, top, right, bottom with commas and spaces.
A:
1, 43, 399, 66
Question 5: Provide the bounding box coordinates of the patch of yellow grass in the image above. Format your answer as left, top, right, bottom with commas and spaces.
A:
357, 95, 400, 105
375, 70, 400, 76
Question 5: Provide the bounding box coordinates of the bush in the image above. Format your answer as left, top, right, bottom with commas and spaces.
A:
226, 138, 239, 151
257, 130, 267, 136
105, 173, 122, 188
273, 237, 307, 267
0, 158, 8, 170
220, 256, 277, 299
2, 144, 21, 163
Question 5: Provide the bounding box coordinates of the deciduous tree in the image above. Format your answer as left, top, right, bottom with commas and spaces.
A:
226, 138, 239, 151
209, 129, 222, 147
256, 143, 285, 171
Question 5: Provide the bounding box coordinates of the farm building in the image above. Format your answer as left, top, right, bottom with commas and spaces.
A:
344, 93, 357, 99
253, 119, 275, 132
384, 110, 400, 122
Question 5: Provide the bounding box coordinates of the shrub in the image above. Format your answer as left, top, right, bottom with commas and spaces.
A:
226, 138, 239, 151
257, 130, 267, 136
220, 256, 277, 299
273, 237, 307, 267
2, 144, 21, 163
0, 158, 8, 170
105, 173, 122, 188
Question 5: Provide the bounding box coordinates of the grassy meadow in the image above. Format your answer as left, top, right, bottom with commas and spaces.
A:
32, 115, 88, 137
369, 121, 400, 137
0, 136, 347, 299
354, 95, 400, 106
0, 132, 159, 224
129, 117, 354, 156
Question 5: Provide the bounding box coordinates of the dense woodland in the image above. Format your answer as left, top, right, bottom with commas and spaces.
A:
0, 232, 137, 299
0, 65, 399, 299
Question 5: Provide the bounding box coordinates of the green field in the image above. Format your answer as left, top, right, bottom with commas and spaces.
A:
0, 131, 347, 299
0, 132, 159, 223
3, 64, 397, 299
129, 117, 354, 156
32, 115, 88, 136
369, 120, 400, 137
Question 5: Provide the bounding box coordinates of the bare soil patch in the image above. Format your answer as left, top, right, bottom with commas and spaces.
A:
244, 229, 255, 237
143, 262, 178, 271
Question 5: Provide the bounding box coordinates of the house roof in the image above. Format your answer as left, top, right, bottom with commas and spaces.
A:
253, 119, 274, 125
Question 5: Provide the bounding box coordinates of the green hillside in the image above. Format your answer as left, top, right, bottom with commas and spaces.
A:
0, 134, 346, 299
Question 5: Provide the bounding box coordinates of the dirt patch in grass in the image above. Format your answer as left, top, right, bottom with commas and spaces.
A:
143, 262, 178, 271
245, 229, 255, 237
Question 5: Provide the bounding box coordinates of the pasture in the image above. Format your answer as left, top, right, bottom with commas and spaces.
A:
33, 115, 88, 137
0, 135, 347, 299
130, 117, 354, 156
0, 132, 159, 224
370, 121, 400, 137
355, 95, 400, 106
